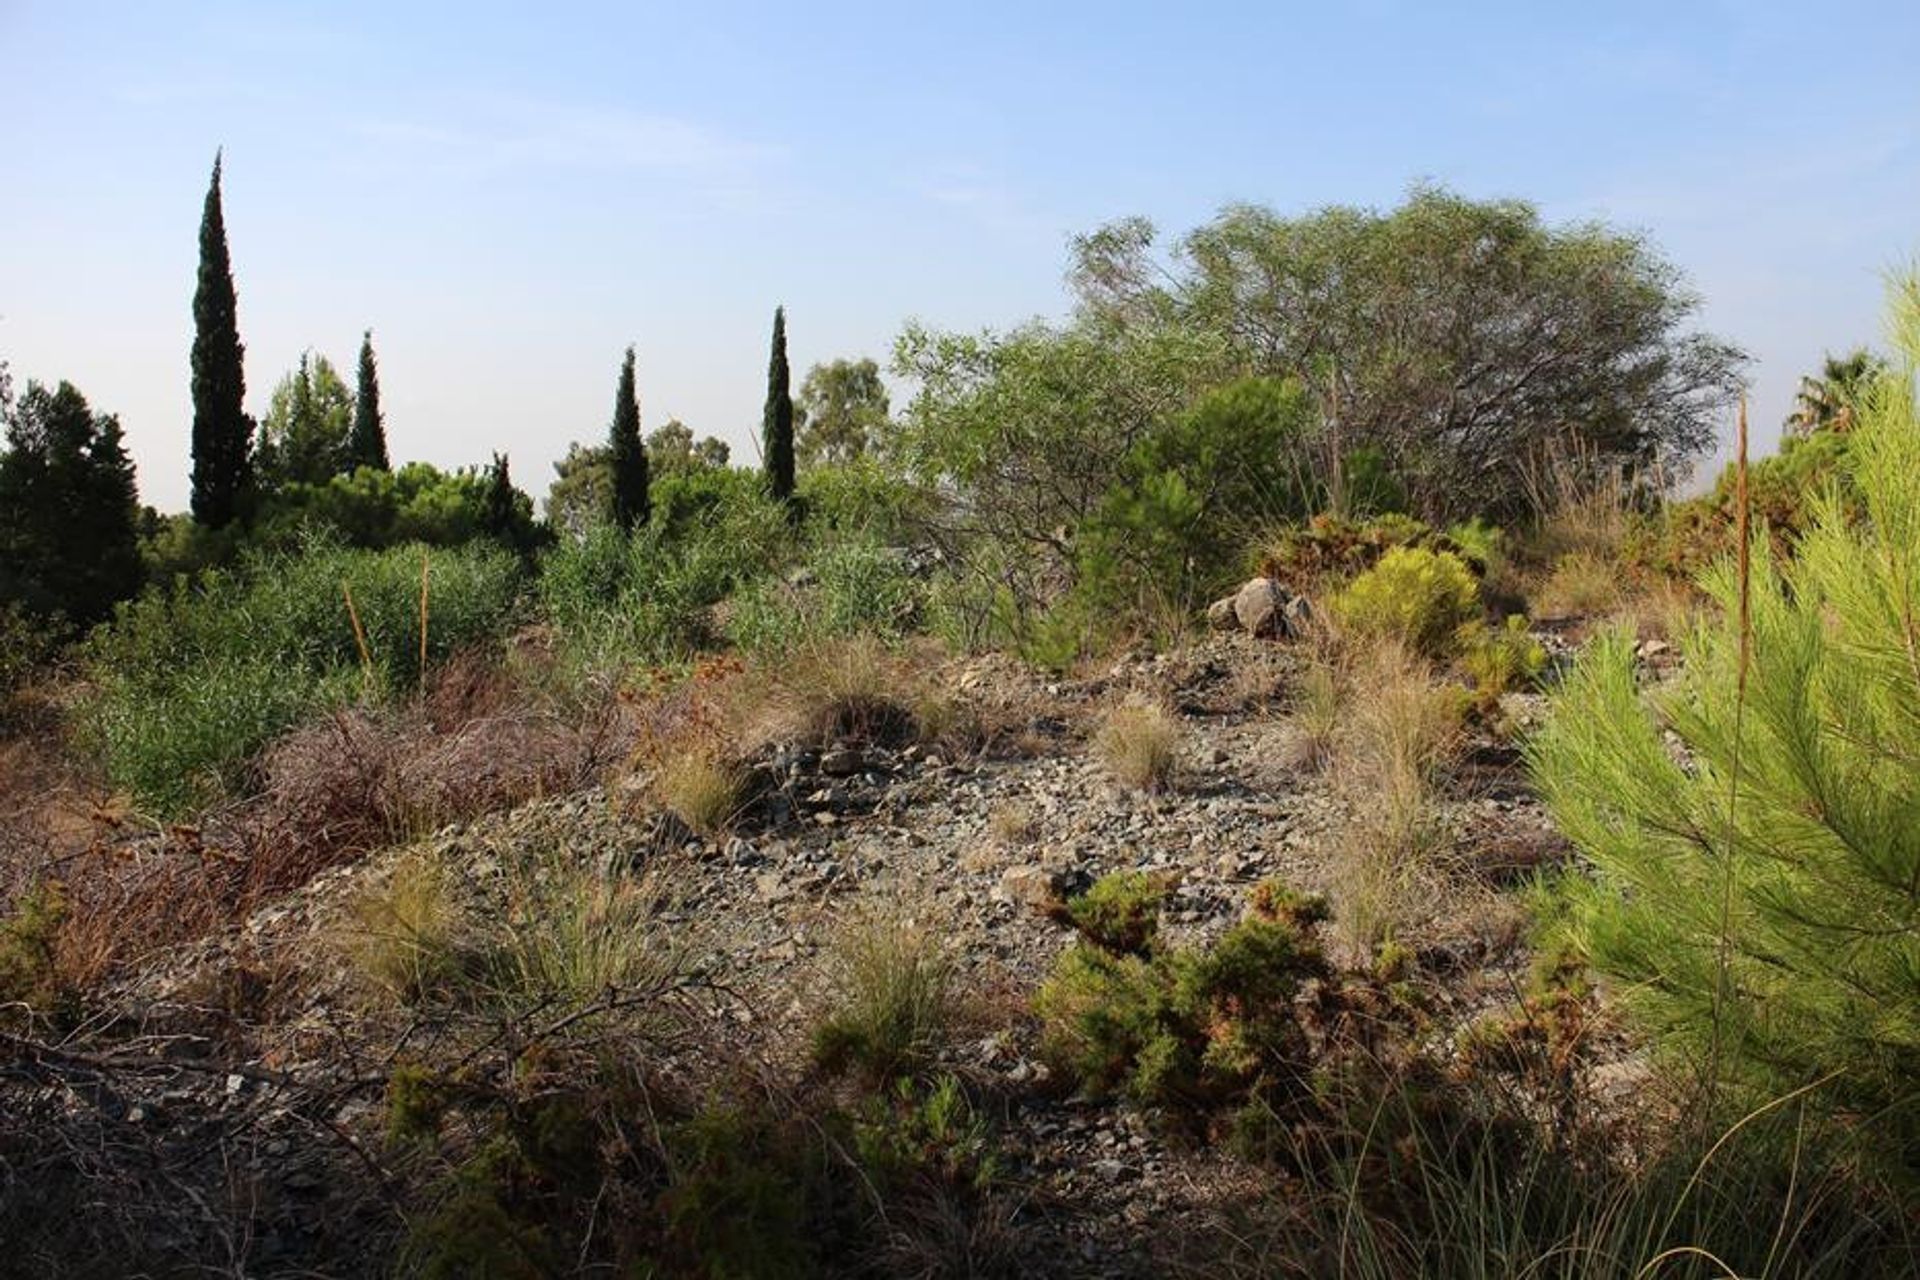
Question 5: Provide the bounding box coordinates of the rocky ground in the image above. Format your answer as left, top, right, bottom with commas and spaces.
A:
2, 631, 1613, 1277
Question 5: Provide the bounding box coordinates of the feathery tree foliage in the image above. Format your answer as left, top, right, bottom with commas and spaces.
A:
646, 419, 730, 474
608, 346, 650, 533
189, 151, 252, 528
1068, 186, 1744, 521
762, 306, 796, 506
796, 357, 890, 468
1529, 274, 1920, 1175
0, 380, 143, 630
348, 329, 390, 471
480, 451, 520, 549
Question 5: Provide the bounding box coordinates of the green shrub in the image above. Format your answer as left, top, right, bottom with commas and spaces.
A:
541, 483, 790, 674
1333, 544, 1480, 657
1036, 880, 1336, 1120
86, 538, 521, 816
1063, 871, 1166, 956
1529, 276, 1920, 1175
1457, 614, 1547, 704
729, 539, 921, 656
0, 600, 62, 697
0, 881, 79, 1022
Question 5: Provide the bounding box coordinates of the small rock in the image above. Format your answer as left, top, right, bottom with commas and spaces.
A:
820, 747, 865, 777
1205, 596, 1238, 631
999, 864, 1065, 912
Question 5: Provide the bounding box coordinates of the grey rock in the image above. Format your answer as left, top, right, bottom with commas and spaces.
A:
1233, 577, 1291, 638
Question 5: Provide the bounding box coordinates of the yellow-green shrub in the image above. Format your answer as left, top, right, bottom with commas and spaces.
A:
1333, 545, 1480, 657
1458, 615, 1548, 704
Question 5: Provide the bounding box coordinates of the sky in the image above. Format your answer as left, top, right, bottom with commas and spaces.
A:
3, 1, 1917, 513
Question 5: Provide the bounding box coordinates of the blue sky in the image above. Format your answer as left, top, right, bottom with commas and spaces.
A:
3, 1, 1917, 512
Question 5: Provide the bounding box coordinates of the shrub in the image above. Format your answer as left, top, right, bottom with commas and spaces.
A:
1333, 545, 1480, 657
1457, 614, 1548, 704
812, 922, 954, 1085
1035, 880, 1338, 1121
1529, 276, 1920, 1174
84, 538, 522, 816
1063, 870, 1166, 956
0, 880, 79, 1022
729, 539, 921, 655
1092, 696, 1181, 791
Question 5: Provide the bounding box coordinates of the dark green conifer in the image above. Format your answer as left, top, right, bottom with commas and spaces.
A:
189, 151, 251, 528
481, 451, 518, 547
608, 346, 650, 533
348, 329, 389, 471
762, 306, 795, 506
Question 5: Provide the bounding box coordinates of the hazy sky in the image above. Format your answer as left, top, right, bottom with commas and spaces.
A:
4, 1, 1917, 512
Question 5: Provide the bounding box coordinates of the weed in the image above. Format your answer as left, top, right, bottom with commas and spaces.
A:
813, 920, 954, 1086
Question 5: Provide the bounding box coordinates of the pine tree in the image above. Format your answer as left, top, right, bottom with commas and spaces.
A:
189, 151, 251, 528
349, 329, 390, 471
1529, 273, 1920, 1170
0, 380, 143, 629
608, 346, 650, 533
762, 306, 796, 506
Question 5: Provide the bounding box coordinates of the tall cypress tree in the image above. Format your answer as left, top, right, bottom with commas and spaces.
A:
762, 305, 795, 506
189, 151, 251, 528
481, 451, 518, 548
348, 329, 389, 472
608, 345, 650, 532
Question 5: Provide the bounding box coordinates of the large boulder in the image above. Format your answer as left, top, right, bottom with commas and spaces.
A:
1233, 577, 1291, 638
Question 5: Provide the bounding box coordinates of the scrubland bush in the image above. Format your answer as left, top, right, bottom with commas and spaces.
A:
84, 539, 521, 816
1333, 545, 1480, 657
1286, 662, 1343, 770
541, 482, 789, 674
1036, 877, 1369, 1137
346, 851, 467, 1004
1092, 696, 1181, 791
1536, 549, 1623, 618
1457, 614, 1548, 704
1530, 276, 1920, 1174
1063, 870, 1164, 956
729, 538, 921, 655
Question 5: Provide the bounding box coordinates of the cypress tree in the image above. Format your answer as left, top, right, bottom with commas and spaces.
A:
349, 329, 390, 471
481, 451, 518, 548
189, 151, 251, 528
762, 305, 795, 506
608, 345, 650, 533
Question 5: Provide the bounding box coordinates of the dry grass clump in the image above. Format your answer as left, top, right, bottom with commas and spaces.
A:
654, 749, 745, 836
812, 919, 955, 1085
986, 802, 1038, 846
1286, 662, 1344, 771
491, 857, 679, 1007
1535, 550, 1624, 619
345, 848, 467, 1004
1092, 695, 1181, 792
1327, 639, 1465, 951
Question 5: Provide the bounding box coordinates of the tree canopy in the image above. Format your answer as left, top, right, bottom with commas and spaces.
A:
348, 330, 390, 471
1067, 187, 1744, 520
762, 307, 796, 505
796, 357, 890, 468
0, 379, 143, 629
256, 352, 355, 488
